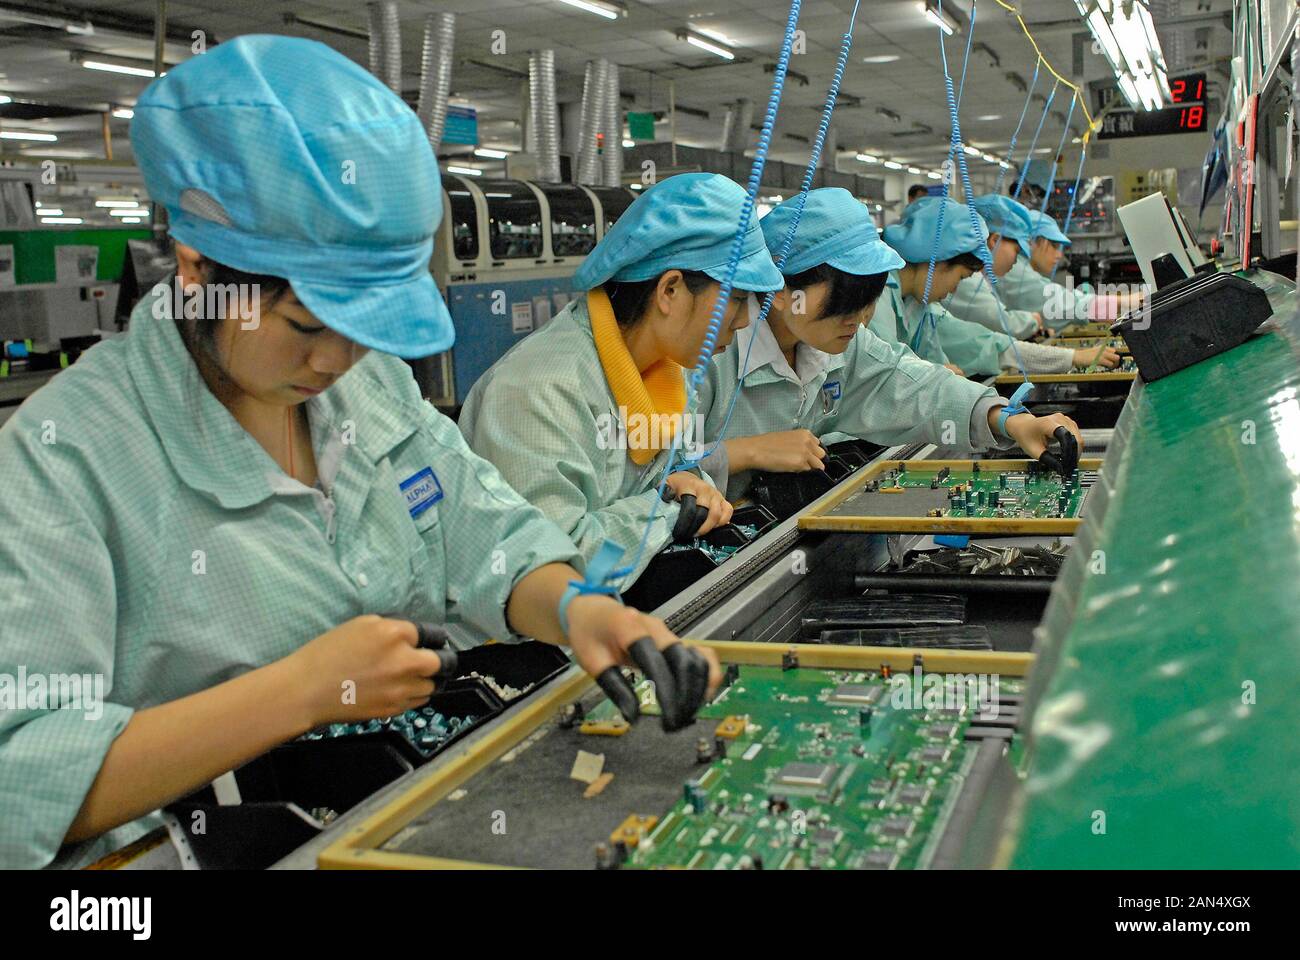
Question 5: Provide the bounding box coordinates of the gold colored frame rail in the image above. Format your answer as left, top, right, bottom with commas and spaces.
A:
318, 640, 1033, 870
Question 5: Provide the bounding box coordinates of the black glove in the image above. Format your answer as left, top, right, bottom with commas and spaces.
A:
1038, 425, 1079, 479
594, 637, 712, 732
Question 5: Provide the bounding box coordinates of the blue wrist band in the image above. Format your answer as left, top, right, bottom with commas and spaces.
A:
557, 539, 625, 637
997, 380, 1033, 439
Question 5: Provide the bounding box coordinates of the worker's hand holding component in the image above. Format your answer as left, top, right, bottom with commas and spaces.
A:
287, 616, 451, 724
1074, 344, 1120, 369
664, 470, 733, 536
996, 411, 1083, 478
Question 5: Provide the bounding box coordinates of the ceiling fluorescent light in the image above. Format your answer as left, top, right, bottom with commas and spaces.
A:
81, 60, 158, 78
907, 166, 923, 175
922, 1, 958, 36
679, 28, 736, 60
40, 217, 83, 224
446, 165, 482, 176
555, 0, 625, 20
473, 147, 509, 159
862, 54, 900, 64
883, 160, 904, 170
856, 153, 881, 164
0, 130, 57, 141
111, 107, 134, 119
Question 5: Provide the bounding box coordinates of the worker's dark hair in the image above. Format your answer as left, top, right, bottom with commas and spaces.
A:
602, 269, 714, 328
782, 263, 888, 320
941, 252, 985, 272
173, 255, 292, 368
907, 184, 929, 202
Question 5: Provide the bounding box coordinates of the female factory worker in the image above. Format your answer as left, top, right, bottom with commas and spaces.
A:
1001, 211, 1143, 323
869, 197, 1118, 375
460, 173, 785, 583
998, 210, 1092, 322
0, 37, 717, 870
696, 189, 1082, 501
943, 195, 1045, 340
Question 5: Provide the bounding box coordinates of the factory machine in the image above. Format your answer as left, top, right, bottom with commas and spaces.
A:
426, 176, 635, 407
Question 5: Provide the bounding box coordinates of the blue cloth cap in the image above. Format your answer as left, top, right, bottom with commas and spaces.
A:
882, 196, 989, 263
970, 195, 1033, 241
131, 35, 453, 358
1028, 210, 1072, 246
573, 173, 784, 293
759, 188, 904, 277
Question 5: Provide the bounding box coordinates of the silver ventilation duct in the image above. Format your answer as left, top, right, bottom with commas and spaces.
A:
416, 12, 456, 151
577, 59, 609, 185
367, 2, 402, 95
721, 98, 754, 153
529, 50, 562, 183
602, 60, 622, 187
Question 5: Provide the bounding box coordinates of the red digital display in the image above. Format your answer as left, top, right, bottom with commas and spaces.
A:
1168, 74, 1206, 105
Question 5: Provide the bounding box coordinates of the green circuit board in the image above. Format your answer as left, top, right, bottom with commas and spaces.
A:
838, 463, 1094, 521
587, 665, 1023, 871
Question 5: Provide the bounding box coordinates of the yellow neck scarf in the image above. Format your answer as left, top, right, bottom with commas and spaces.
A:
587, 288, 686, 466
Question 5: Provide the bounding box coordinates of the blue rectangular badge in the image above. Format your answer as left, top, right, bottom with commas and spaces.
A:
823, 380, 842, 400
400, 467, 444, 518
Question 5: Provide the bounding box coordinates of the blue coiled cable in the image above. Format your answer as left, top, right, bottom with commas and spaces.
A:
690, 0, 863, 464
611, 0, 804, 588
1050, 143, 1089, 285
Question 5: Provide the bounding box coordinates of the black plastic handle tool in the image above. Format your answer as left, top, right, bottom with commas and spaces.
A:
670, 494, 710, 544
394, 618, 460, 680
1038, 426, 1079, 479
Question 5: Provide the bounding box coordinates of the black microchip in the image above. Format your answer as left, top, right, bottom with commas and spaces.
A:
919, 746, 951, 764
815, 828, 843, 845
867, 779, 891, 794
927, 723, 958, 740
896, 785, 931, 806
859, 848, 899, 870
878, 816, 915, 838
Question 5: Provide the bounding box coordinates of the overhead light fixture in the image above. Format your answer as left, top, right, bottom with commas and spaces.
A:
1077, 0, 1169, 111
856, 153, 881, 164
921, 1, 958, 37
35, 207, 63, 216
73, 53, 166, 78
446, 165, 482, 177
678, 27, 736, 61
926, 170, 943, 180
112, 107, 134, 119
976, 114, 1002, 121
862, 54, 900, 64
0, 8, 93, 33
883, 160, 904, 170
109, 208, 149, 217
40, 217, 83, 224
0, 130, 57, 141
622, 139, 635, 148
555, 0, 626, 20
96, 199, 142, 208
121, 217, 143, 223
629, 183, 642, 190
0, 94, 10, 104
473, 147, 509, 159
907, 166, 923, 175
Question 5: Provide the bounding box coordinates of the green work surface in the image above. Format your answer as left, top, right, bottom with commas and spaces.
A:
1009, 305, 1300, 868
831, 466, 1091, 521
587, 666, 1026, 870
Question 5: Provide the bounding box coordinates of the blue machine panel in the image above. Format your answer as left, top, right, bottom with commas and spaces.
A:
446, 276, 580, 405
